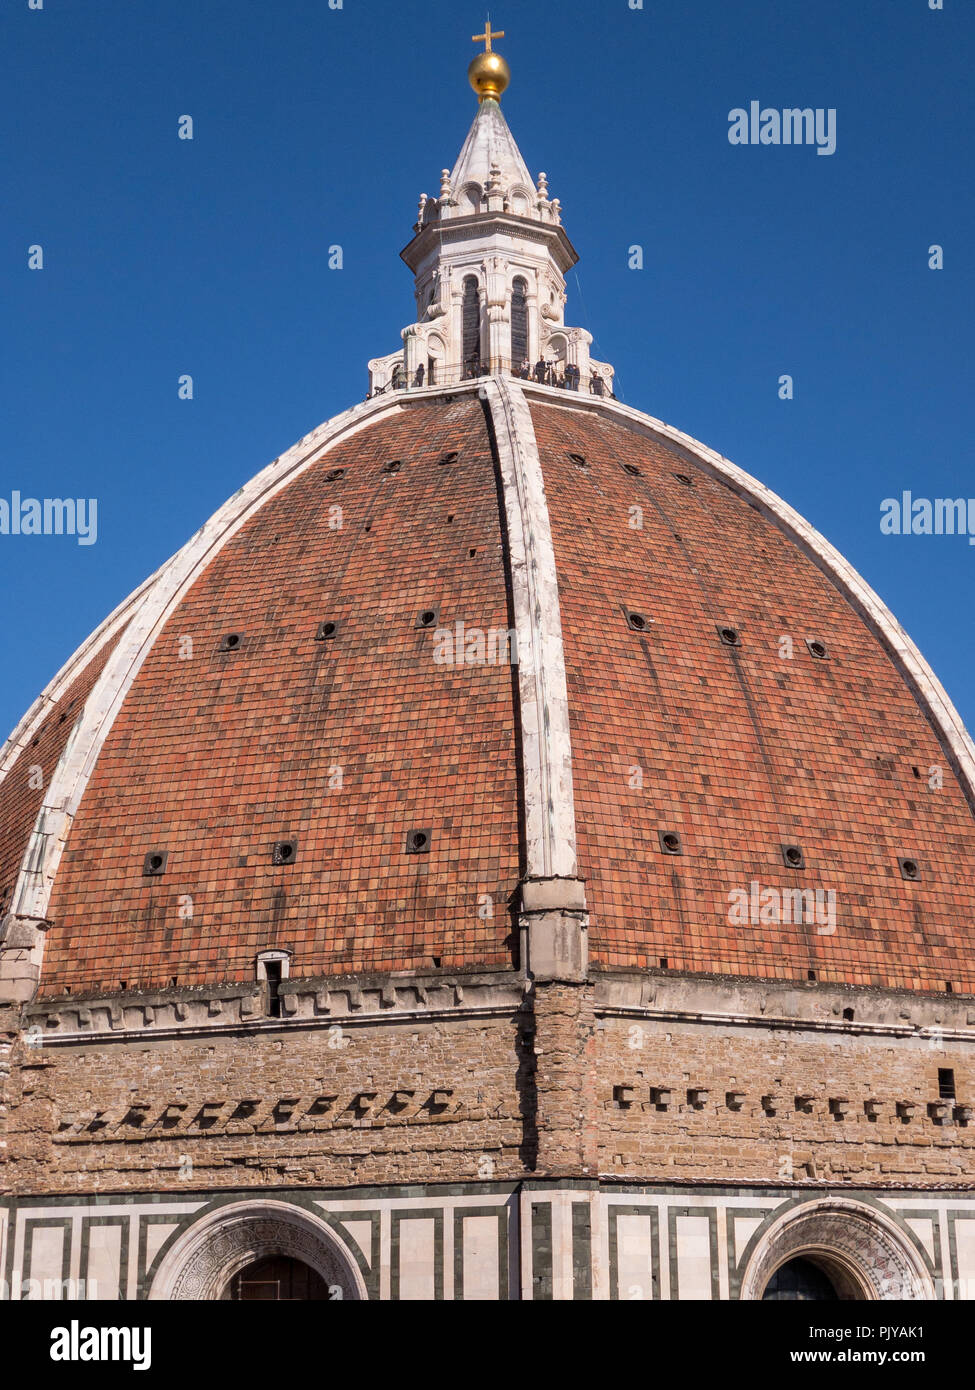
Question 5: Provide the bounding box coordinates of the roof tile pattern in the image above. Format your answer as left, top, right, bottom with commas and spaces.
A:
14, 391, 975, 998
40, 399, 521, 994
531, 402, 975, 992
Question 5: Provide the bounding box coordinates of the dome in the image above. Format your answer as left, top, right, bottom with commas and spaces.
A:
2, 31, 973, 1312
1, 57, 974, 1010
1, 377, 973, 1002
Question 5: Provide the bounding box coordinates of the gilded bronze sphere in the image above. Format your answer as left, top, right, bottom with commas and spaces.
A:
468, 50, 510, 102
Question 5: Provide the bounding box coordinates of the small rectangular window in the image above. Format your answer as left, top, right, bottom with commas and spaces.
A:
938, 1068, 955, 1100
265, 961, 282, 1019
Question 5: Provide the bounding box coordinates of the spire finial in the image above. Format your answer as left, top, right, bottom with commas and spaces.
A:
469, 18, 510, 103
472, 19, 504, 53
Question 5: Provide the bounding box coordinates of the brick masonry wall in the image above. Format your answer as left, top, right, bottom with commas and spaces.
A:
597, 1009, 975, 1185
1, 1012, 533, 1197
4, 981, 975, 1201
532, 982, 599, 1176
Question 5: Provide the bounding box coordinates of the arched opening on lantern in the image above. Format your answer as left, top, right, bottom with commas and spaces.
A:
427, 333, 445, 386
458, 182, 481, 214
462, 275, 481, 377
511, 277, 529, 373
548, 333, 568, 365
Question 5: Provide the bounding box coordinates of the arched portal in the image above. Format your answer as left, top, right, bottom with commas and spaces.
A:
148, 1200, 366, 1301
740, 1199, 933, 1302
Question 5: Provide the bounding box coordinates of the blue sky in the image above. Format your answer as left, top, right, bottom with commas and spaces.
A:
3, 0, 972, 737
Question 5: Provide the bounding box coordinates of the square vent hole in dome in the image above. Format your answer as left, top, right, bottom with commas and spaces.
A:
415, 605, 440, 629
272, 839, 297, 866
315, 620, 341, 641
142, 850, 169, 877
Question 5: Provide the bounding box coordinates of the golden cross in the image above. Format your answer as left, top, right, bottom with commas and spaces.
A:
472, 19, 504, 52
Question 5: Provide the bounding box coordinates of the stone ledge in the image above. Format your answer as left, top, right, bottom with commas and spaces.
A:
22, 969, 529, 1045
595, 968, 975, 1042
521, 877, 587, 912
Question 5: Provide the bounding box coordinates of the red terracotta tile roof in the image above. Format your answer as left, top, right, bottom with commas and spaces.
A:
531, 402, 975, 992
40, 398, 521, 992
7, 390, 973, 998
